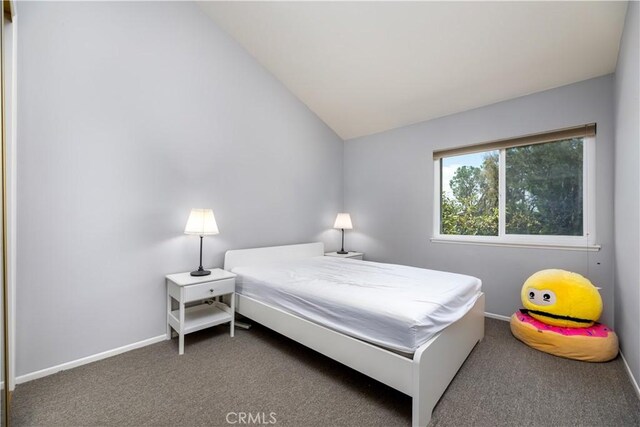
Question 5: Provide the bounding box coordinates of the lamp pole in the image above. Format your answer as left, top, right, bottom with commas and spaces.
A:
191, 235, 210, 276
338, 228, 347, 254
198, 235, 204, 271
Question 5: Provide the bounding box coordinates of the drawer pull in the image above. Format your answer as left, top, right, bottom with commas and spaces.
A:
209, 289, 214, 293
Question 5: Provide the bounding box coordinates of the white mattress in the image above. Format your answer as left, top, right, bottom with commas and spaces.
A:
231, 256, 482, 353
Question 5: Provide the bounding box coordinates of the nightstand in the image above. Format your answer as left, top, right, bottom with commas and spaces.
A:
166, 268, 236, 355
325, 251, 364, 260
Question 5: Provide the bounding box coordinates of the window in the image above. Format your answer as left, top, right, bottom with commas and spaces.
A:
433, 124, 598, 250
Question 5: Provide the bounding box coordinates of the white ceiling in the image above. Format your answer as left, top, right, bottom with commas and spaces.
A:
199, 1, 628, 140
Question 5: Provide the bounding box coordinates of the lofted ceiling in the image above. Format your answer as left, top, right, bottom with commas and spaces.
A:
199, 1, 628, 140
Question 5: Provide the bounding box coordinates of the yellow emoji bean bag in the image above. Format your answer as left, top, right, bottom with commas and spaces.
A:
510, 269, 618, 362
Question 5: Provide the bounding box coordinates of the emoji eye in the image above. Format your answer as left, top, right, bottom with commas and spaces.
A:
538, 290, 557, 306
526, 288, 556, 305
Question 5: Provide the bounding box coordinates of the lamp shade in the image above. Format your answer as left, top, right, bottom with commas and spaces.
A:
333, 213, 353, 230
184, 209, 219, 236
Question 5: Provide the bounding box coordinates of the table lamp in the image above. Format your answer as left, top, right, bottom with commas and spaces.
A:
334, 213, 353, 254
184, 208, 219, 276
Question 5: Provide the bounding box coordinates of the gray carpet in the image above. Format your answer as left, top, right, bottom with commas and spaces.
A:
11, 318, 640, 426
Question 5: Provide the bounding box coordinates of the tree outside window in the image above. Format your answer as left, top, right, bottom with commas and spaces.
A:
440, 138, 584, 237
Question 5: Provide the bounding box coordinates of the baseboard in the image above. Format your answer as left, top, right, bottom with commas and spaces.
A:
16, 334, 167, 385
484, 311, 511, 322
620, 351, 640, 400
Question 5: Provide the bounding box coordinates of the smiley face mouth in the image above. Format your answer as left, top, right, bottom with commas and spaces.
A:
520, 309, 593, 324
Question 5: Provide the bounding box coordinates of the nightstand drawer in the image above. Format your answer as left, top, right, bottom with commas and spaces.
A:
184, 278, 235, 302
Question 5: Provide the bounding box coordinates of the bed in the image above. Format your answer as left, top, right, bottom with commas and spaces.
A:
224, 242, 485, 427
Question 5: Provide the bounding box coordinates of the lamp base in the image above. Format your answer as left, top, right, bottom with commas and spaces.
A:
337, 250, 348, 254
190, 269, 211, 277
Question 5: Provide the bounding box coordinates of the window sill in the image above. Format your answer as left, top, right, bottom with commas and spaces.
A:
430, 237, 601, 252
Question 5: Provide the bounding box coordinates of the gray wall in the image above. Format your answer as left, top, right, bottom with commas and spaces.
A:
344, 76, 615, 326
16, 2, 343, 376
614, 1, 640, 384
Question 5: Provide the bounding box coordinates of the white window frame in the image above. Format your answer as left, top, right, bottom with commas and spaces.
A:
432, 136, 599, 251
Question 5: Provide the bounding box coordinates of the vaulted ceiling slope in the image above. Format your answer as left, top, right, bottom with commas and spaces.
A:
199, 1, 628, 140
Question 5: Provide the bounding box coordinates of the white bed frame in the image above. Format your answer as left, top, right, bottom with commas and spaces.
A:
224, 242, 484, 427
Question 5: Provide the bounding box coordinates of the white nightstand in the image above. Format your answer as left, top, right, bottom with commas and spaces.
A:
325, 251, 364, 260
166, 268, 236, 355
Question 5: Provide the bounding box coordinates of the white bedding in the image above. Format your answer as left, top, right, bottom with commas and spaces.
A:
231, 256, 482, 353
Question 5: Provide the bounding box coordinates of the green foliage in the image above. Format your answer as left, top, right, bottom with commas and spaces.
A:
442, 153, 499, 236
441, 193, 499, 236
441, 139, 583, 237
505, 139, 583, 236
450, 166, 482, 201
